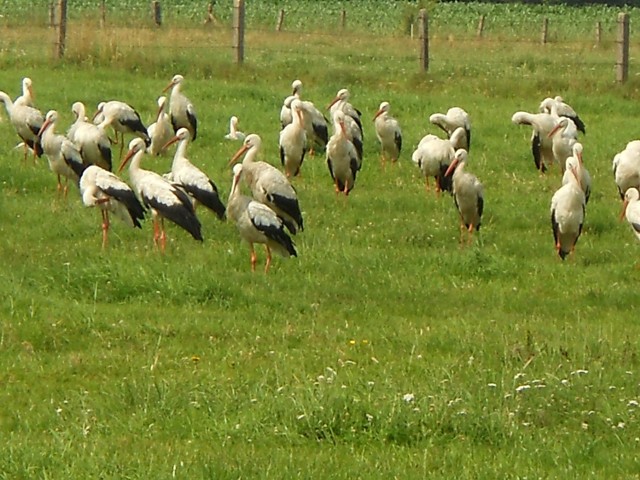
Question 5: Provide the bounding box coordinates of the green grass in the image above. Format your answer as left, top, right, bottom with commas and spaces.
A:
2, 2, 640, 478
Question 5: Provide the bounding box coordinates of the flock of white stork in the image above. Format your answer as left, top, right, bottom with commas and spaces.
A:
1, 75, 640, 267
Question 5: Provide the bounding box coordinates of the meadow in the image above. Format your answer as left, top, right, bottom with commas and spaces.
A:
1, 1, 640, 478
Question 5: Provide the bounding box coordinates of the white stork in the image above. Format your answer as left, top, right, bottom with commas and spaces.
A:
373, 101, 402, 165
38, 110, 81, 197
118, 138, 203, 252
14, 77, 35, 108
551, 160, 585, 260
562, 142, 591, 204
68, 101, 112, 171
328, 88, 363, 159
228, 134, 304, 234
621, 188, 640, 247
227, 163, 297, 273
429, 107, 471, 151
290, 79, 329, 154
539, 96, 585, 134
64, 150, 145, 249
548, 116, 578, 171
163, 74, 197, 141
613, 142, 640, 200
411, 128, 466, 195
279, 99, 307, 177
326, 110, 360, 196
444, 149, 484, 245
224, 115, 246, 141
93, 100, 150, 159
511, 110, 557, 173
146, 96, 173, 156
162, 127, 226, 220
0, 90, 43, 161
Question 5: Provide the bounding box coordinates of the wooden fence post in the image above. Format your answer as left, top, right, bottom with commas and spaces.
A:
55, 0, 67, 59
49, 1, 56, 28
233, 0, 245, 65
541, 17, 548, 44
617, 13, 629, 84
595, 21, 601, 45
152, 1, 162, 27
276, 9, 285, 31
341, 9, 346, 30
100, 0, 106, 28
418, 9, 428, 73
477, 14, 485, 38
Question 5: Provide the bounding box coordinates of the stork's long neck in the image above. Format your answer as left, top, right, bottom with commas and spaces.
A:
0, 92, 14, 115
242, 147, 259, 165
172, 139, 190, 169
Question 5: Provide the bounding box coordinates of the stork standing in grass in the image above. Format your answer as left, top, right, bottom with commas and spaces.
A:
163, 74, 197, 141
512, 110, 557, 173
279, 98, 307, 177
327, 110, 360, 196
539, 96, 586, 134
65, 150, 145, 249
328, 88, 363, 160
94, 100, 150, 160
613, 141, 640, 200
551, 158, 585, 260
118, 138, 203, 252
621, 188, 640, 250
0, 90, 43, 161
289, 79, 329, 154
227, 164, 297, 273
162, 127, 226, 220
373, 101, 402, 166
429, 107, 471, 152
229, 134, 304, 234
562, 142, 591, 204
445, 149, 484, 245
38, 110, 81, 197
411, 128, 466, 195
68, 101, 112, 171
548, 116, 578, 171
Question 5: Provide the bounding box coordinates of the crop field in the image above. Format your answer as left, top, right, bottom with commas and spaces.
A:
1, 1, 640, 478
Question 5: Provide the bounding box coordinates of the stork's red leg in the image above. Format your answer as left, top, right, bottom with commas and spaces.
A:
264, 245, 272, 273
250, 244, 257, 272
159, 217, 167, 253
101, 210, 110, 249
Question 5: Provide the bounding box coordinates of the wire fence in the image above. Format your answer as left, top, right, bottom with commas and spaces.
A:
0, 1, 637, 83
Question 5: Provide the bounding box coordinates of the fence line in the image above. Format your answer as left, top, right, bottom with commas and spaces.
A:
42, 2, 633, 82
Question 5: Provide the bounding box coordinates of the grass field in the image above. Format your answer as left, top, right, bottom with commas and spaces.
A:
2, 1, 640, 478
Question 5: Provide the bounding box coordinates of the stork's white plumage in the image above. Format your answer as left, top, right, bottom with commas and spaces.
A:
279, 99, 307, 177
68, 101, 112, 171
328, 88, 363, 159
548, 116, 578, 171
512, 110, 557, 173
613, 142, 640, 200
224, 115, 246, 141
539, 96, 585, 134
64, 151, 145, 249
0, 90, 43, 160
118, 138, 203, 252
445, 149, 484, 245
94, 100, 150, 159
373, 101, 402, 165
289, 79, 329, 154
621, 188, 640, 246
326, 110, 360, 196
147, 96, 173, 156
411, 128, 466, 194
38, 110, 81, 197
227, 163, 297, 273
14, 77, 34, 108
429, 107, 471, 151
162, 127, 226, 220
551, 160, 585, 260
163, 74, 197, 141
228, 134, 304, 234
562, 143, 591, 204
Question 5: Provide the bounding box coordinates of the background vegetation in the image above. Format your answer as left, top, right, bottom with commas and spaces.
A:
1, 1, 640, 478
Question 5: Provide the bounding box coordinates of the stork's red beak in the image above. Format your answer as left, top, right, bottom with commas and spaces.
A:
548, 123, 562, 138
37, 119, 51, 138
621, 198, 629, 221
444, 159, 459, 177
118, 147, 137, 174
162, 135, 180, 151
327, 97, 340, 110
162, 80, 175, 93
228, 144, 249, 167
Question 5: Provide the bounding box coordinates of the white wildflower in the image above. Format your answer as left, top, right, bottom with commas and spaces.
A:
515, 384, 531, 393
402, 393, 415, 403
